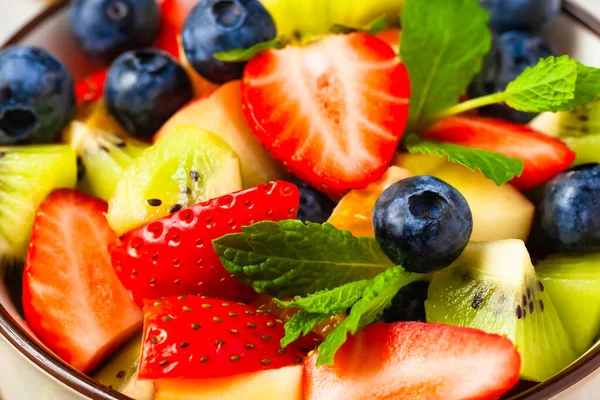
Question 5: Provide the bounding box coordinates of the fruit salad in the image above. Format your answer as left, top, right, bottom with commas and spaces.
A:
1, 0, 599, 399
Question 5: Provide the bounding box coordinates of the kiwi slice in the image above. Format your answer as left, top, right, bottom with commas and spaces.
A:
106, 125, 242, 235
529, 100, 600, 138
536, 253, 600, 355
0, 145, 76, 262
261, 0, 403, 36
63, 121, 149, 202
93, 334, 154, 400
426, 240, 579, 382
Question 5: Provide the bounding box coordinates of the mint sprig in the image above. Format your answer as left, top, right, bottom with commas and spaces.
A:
315, 266, 418, 366
401, 0, 491, 123
213, 221, 393, 298
213, 36, 290, 62
405, 136, 524, 186
431, 56, 600, 122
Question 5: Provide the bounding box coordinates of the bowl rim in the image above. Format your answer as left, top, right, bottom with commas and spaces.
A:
2, 1, 600, 399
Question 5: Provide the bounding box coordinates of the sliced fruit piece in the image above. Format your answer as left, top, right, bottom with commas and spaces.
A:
22, 190, 142, 373
0, 145, 76, 261
328, 166, 410, 237
93, 334, 143, 391
425, 116, 576, 190
563, 135, 600, 166
536, 253, 600, 355
154, 366, 302, 400
75, 69, 107, 105
376, 28, 401, 55
109, 181, 298, 304
154, 0, 181, 58
529, 100, 600, 138
177, 35, 220, 98
304, 321, 520, 400
106, 125, 242, 235
242, 33, 410, 195
426, 240, 579, 382
395, 154, 535, 242
75, 100, 128, 137
138, 297, 307, 380
261, 0, 404, 36
64, 121, 149, 201
156, 81, 286, 187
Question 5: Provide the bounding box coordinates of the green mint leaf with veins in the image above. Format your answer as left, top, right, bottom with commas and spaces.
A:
281, 311, 327, 348
213, 36, 290, 62
405, 136, 524, 186
276, 280, 370, 314
432, 57, 600, 121
502, 55, 578, 112
316, 266, 417, 366
213, 220, 393, 298
400, 0, 491, 123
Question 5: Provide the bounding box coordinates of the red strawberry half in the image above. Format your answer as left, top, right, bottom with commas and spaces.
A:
139, 296, 312, 380
304, 322, 521, 400
242, 33, 410, 196
75, 69, 107, 105
109, 181, 299, 305
22, 189, 142, 373
425, 116, 576, 190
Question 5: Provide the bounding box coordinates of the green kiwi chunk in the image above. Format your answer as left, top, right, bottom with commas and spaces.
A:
536, 253, 600, 355
426, 240, 579, 382
63, 121, 149, 202
106, 125, 242, 235
0, 145, 76, 262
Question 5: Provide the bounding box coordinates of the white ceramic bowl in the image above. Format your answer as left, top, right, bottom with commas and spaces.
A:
1, 1, 600, 399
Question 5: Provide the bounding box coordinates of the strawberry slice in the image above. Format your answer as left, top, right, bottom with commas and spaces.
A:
376, 28, 400, 55
109, 181, 299, 305
242, 33, 410, 196
22, 189, 142, 373
75, 70, 107, 105
138, 296, 311, 380
154, 0, 184, 58
425, 116, 576, 190
304, 322, 521, 400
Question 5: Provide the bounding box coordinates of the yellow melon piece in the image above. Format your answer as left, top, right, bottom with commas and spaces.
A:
154, 366, 303, 400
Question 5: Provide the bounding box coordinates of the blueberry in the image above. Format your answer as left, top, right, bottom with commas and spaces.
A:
540, 164, 600, 253
0, 46, 75, 145
293, 179, 335, 223
469, 31, 554, 124
182, 0, 276, 84
373, 176, 473, 273
104, 49, 193, 138
379, 280, 430, 323
70, 0, 160, 64
479, 0, 561, 34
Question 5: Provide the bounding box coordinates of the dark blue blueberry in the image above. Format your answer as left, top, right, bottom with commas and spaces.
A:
540, 164, 600, 253
379, 280, 430, 323
469, 31, 554, 124
293, 179, 335, 223
373, 176, 473, 273
0, 46, 75, 145
70, 0, 160, 64
479, 0, 561, 34
104, 49, 193, 138
182, 0, 276, 84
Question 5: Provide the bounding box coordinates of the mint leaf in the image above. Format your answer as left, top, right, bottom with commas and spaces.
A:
401, 0, 491, 122
316, 266, 417, 366
276, 280, 370, 314
406, 137, 524, 186
281, 311, 326, 348
571, 62, 600, 107
213, 221, 394, 298
502, 56, 578, 112
329, 15, 389, 36
213, 37, 289, 62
